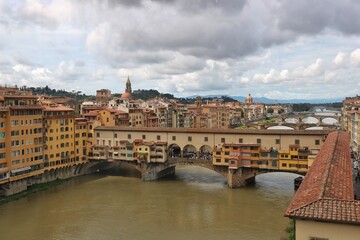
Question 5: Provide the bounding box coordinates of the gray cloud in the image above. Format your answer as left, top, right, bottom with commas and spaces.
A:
13, 53, 37, 66
2, 0, 360, 98
151, 0, 248, 14
278, 0, 360, 35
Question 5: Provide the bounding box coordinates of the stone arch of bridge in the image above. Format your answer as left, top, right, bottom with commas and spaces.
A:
301, 116, 319, 124
183, 144, 197, 159
321, 117, 338, 125
168, 143, 181, 158
199, 145, 213, 160
284, 118, 299, 124
266, 125, 295, 130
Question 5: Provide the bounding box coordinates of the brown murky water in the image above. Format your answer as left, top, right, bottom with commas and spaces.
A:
0, 166, 297, 240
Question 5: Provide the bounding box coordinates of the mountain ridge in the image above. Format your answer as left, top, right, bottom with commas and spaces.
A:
186, 95, 343, 104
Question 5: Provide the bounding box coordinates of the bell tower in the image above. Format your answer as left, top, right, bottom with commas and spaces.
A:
125, 76, 132, 94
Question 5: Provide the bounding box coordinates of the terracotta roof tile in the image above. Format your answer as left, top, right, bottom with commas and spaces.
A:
285, 131, 360, 224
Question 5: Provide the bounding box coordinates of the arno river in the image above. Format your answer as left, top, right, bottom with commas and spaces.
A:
0, 166, 297, 240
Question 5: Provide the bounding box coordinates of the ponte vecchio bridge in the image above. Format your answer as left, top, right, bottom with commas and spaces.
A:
92, 127, 331, 188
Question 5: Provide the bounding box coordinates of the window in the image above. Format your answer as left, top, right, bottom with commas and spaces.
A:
282, 163, 287, 167
221, 138, 225, 143
257, 138, 261, 144
204, 137, 208, 142
128, 134, 131, 139
275, 139, 280, 144
172, 136, 176, 141
239, 138, 243, 143
315, 139, 320, 145
114, 133, 117, 138
96, 132, 100, 138
309, 237, 329, 240
157, 135, 161, 141
216, 159, 221, 163
142, 135, 146, 140
295, 139, 300, 145
188, 136, 192, 142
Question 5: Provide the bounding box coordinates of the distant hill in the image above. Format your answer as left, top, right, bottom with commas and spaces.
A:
187, 95, 343, 104
21, 85, 344, 104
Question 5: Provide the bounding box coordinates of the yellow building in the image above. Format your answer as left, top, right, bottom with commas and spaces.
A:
202, 105, 230, 129
43, 104, 76, 170
129, 108, 144, 127
135, 142, 167, 163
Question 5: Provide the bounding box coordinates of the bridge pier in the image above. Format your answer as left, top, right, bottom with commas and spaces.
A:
227, 168, 257, 188
138, 163, 176, 182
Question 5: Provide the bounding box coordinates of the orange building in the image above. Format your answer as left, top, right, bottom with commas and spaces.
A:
0, 89, 44, 189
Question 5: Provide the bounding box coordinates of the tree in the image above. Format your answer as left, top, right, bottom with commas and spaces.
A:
278, 108, 285, 114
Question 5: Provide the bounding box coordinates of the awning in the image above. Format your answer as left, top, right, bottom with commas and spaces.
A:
11, 166, 31, 174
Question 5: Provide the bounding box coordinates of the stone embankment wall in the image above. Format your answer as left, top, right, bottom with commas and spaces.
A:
0, 161, 112, 197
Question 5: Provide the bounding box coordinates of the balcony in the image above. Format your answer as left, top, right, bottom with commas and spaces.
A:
0, 167, 8, 173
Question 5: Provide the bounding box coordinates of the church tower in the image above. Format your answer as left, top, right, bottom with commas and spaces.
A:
121, 76, 132, 99
125, 76, 132, 94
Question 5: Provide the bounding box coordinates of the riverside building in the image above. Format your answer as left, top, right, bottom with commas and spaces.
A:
0, 87, 44, 194
0, 86, 93, 196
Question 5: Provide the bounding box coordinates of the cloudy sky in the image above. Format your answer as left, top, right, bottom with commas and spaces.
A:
0, 0, 360, 100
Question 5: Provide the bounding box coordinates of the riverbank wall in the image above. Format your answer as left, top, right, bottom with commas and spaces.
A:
0, 161, 112, 197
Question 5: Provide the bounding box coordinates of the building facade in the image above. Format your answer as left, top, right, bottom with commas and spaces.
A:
93, 126, 329, 173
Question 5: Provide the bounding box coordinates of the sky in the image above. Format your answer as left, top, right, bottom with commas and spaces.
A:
0, 0, 360, 100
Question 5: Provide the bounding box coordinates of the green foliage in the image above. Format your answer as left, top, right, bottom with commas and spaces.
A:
278, 108, 285, 114
258, 118, 276, 124
292, 102, 342, 112
292, 103, 312, 112
285, 220, 295, 240
220, 95, 238, 102
21, 85, 91, 101
132, 89, 175, 100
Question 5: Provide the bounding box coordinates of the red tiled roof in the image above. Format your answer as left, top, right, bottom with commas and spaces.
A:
43, 105, 74, 111
288, 199, 360, 223
285, 131, 360, 225
82, 110, 99, 117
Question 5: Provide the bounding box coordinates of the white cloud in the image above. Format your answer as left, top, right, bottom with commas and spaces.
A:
332, 52, 347, 67
253, 69, 290, 84
20, 0, 72, 28
301, 58, 324, 77
55, 60, 85, 81
350, 49, 360, 67
8, 64, 54, 87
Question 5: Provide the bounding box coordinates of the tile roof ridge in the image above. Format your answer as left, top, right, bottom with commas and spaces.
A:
285, 199, 323, 215
319, 131, 338, 199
